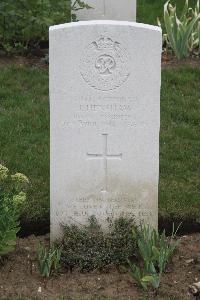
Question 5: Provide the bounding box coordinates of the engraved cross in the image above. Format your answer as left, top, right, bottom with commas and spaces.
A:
87, 134, 122, 193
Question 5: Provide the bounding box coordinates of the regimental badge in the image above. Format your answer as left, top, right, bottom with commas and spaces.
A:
80, 36, 130, 91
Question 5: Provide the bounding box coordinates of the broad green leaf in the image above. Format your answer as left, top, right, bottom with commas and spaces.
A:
141, 275, 154, 282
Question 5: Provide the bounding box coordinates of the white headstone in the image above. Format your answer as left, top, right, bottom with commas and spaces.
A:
74, 0, 136, 22
50, 21, 162, 240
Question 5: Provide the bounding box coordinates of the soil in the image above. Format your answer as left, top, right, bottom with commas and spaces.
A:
0, 233, 199, 300
0, 54, 48, 69
0, 52, 199, 70
161, 52, 200, 68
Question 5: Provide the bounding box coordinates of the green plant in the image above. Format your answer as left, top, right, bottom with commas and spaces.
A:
60, 216, 137, 271
0, 164, 28, 256
0, 0, 90, 53
160, 0, 200, 59
37, 242, 61, 277
191, 0, 200, 55
71, 0, 92, 21
128, 223, 180, 290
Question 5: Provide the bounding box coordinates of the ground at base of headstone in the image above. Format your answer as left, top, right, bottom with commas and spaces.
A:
0, 54, 200, 70
0, 233, 199, 300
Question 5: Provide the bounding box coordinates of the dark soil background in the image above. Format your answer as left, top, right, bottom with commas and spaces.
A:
0, 53, 200, 69
0, 233, 199, 300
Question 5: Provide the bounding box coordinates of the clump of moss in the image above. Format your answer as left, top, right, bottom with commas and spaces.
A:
60, 216, 137, 271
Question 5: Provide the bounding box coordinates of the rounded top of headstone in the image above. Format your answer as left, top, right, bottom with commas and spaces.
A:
49, 20, 162, 34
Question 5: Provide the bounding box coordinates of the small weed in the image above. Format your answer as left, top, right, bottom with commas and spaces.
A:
128, 223, 180, 290
37, 243, 61, 277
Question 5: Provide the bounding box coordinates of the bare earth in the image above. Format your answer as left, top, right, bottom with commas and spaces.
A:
0, 233, 199, 300
0, 53, 199, 70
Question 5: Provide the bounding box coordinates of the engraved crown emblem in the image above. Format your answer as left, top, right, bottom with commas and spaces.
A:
93, 37, 119, 51
80, 36, 130, 91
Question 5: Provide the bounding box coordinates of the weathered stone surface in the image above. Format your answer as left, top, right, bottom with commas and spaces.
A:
50, 21, 162, 240
73, 0, 136, 22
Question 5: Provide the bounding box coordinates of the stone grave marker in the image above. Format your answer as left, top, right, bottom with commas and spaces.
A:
73, 0, 136, 22
50, 20, 162, 240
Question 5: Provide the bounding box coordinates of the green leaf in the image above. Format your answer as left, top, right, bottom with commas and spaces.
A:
152, 246, 160, 259
141, 275, 154, 282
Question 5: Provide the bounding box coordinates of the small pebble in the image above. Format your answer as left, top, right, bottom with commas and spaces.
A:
24, 247, 31, 251
193, 282, 200, 291
186, 259, 194, 264
189, 285, 198, 295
